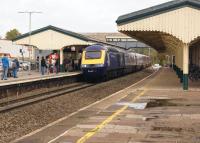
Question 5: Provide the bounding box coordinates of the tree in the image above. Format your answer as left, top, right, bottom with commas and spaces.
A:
5, 29, 21, 40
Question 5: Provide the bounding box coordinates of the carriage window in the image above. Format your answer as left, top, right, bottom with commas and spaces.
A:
85, 51, 101, 59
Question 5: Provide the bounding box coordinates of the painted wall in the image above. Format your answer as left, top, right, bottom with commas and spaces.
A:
0, 40, 29, 58
14, 30, 90, 50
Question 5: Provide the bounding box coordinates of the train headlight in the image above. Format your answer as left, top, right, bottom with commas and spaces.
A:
81, 64, 87, 68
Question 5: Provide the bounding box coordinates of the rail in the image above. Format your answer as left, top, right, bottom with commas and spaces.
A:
0, 82, 95, 113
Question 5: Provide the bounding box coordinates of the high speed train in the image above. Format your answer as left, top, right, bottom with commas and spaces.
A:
81, 44, 151, 80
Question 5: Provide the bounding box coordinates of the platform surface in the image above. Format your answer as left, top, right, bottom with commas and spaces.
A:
13, 68, 200, 143
0, 71, 81, 86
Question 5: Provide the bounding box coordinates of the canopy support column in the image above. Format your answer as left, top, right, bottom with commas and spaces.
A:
183, 44, 189, 90
60, 48, 64, 72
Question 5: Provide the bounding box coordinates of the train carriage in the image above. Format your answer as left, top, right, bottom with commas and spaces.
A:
81, 44, 150, 80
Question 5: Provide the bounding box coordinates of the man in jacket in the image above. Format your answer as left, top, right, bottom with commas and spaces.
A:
1, 54, 9, 80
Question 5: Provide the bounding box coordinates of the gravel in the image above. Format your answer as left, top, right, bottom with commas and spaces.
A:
0, 69, 153, 143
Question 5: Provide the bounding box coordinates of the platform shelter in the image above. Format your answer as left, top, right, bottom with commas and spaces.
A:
117, 0, 200, 90
13, 25, 94, 71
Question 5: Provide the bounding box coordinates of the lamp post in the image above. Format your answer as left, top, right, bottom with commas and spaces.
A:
18, 11, 42, 74
18, 11, 42, 59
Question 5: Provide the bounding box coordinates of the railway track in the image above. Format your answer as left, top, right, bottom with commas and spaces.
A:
0, 82, 95, 113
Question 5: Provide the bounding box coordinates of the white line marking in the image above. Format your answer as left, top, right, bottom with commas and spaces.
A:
47, 129, 73, 143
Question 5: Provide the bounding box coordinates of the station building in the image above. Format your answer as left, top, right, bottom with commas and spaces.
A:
13, 25, 97, 71
116, 0, 200, 90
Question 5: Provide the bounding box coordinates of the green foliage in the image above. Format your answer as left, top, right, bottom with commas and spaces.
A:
158, 54, 168, 66
5, 29, 21, 40
134, 47, 158, 64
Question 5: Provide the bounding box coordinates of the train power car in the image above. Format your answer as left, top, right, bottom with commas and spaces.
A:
81, 44, 150, 80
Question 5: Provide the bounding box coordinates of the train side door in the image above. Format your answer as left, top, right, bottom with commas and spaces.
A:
117, 54, 120, 67
122, 53, 125, 68
106, 52, 110, 67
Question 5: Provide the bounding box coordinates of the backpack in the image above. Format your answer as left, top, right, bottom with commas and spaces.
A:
12, 62, 17, 69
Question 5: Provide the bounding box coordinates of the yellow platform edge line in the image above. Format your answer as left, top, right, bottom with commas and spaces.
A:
76, 88, 147, 143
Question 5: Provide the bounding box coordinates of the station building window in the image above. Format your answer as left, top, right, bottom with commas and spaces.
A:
106, 38, 113, 42
106, 38, 136, 42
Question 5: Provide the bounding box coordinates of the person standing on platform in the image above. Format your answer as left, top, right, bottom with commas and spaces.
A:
78, 57, 82, 70
41, 56, 47, 75
1, 54, 9, 80
55, 58, 60, 74
36, 56, 39, 72
51, 58, 56, 73
46, 56, 50, 74
64, 57, 70, 72
12, 58, 20, 78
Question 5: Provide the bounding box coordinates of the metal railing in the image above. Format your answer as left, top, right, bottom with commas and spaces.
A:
189, 64, 200, 81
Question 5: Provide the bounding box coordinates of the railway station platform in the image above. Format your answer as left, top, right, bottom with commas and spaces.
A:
12, 68, 200, 143
0, 71, 81, 86
0, 71, 81, 98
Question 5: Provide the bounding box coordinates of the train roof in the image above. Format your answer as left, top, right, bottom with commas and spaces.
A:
85, 44, 125, 52
85, 44, 107, 51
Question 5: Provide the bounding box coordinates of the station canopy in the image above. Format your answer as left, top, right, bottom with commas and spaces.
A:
116, 0, 200, 53
13, 25, 94, 50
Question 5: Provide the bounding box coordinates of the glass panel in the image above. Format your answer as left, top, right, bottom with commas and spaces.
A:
121, 38, 127, 41
86, 51, 101, 59
106, 38, 113, 42
127, 38, 136, 41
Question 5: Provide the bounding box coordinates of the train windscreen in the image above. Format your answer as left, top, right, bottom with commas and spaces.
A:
85, 51, 101, 59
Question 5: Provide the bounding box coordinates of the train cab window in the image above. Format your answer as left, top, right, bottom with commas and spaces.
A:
85, 51, 101, 59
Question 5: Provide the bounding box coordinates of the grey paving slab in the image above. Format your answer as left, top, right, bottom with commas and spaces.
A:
13, 68, 200, 143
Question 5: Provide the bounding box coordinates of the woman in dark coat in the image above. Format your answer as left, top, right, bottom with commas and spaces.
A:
41, 56, 47, 75
12, 58, 20, 78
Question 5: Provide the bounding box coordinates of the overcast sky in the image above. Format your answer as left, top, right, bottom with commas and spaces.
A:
1, 0, 171, 37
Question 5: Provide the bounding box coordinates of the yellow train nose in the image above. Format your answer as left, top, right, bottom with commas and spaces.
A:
81, 50, 106, 65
